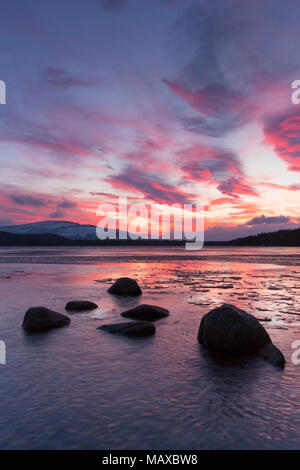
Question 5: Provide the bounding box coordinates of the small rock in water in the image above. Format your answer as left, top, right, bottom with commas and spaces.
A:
121, 304, 169, 321
107, 277, 142, 296
198, 303, 285, 367
22, 307, 71, 333
98, 321, 155, 337
65, 301, 98, 311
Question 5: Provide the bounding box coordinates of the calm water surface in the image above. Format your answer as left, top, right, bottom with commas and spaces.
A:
0, 246, 299, 449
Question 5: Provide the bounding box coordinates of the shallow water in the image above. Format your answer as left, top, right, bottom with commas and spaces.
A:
0, 246, 299, 449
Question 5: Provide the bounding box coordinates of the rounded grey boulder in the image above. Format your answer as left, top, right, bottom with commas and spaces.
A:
107, 277, 142, 296
198, 304, 285, 367
22, 307, 71, 333
121, 304, 169, 321
98, 321, 155, 337
65, 300, 98, 311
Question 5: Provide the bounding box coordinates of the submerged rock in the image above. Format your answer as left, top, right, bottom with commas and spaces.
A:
65, 300, 98, 311
107, 277, 142, 296
121, 304, 169, 321
98, 321, 155, 337
198, 303, 285, 367
22, 307, 71, 333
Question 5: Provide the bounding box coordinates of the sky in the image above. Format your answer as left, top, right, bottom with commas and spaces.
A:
0, 0, 300, 240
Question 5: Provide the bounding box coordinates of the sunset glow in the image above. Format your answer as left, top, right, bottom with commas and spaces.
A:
1, 0, 300, 240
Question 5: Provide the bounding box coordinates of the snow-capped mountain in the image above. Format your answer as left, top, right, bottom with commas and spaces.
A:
0, 220, 127, 240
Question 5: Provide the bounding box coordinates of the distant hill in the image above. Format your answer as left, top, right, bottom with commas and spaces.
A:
0, 221, 299, 246
225, 227, 300, 246
0, 231, 185, 246
0, 231, 70, 246
0, 220, 128, 240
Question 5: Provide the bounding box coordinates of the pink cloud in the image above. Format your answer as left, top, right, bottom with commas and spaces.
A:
264, 110, 300, 172
163, 78, 247, 118
106, 166, 195, 205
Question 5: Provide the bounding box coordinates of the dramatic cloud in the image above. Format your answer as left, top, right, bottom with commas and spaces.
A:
264, 109, 300, 172
178, 145, 257, 198
208, 197, 238, 207
10, 194, 48, 207
259, 182, 300, 191
217, 177, 258, 198
165, 0, 300, 136
0, 0, 300, 238
179, 146, 242, 179
49, 208, 65, 219
163, 79, 249, 134
57, 198, 77, 209
0, 115, 93, 159
245, 215, 290, 226
49, 198, 77, 219
106, 166, 194, 205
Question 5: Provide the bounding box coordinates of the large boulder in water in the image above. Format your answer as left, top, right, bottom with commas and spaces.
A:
198, 304, 285, 367
121, 304, 169, 321
22, 307, 71, 333
258, 343, 285, 367
98, 321, 155, 337
107, 277, 142, 296
65, 300, 98, 311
